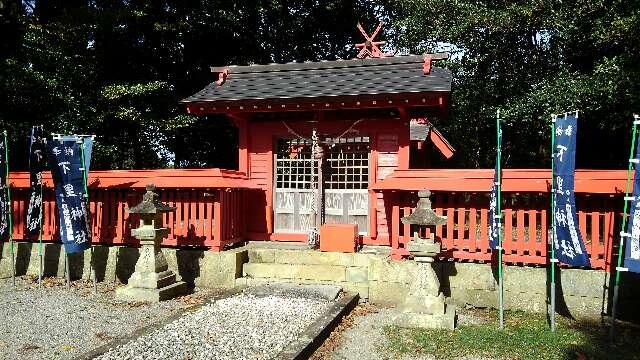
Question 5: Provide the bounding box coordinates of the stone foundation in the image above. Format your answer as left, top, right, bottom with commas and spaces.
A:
0, 241, 247, 289
2, 241, 639, 320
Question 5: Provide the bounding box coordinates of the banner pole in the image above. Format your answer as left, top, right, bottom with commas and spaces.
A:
38, 173, 44, 289
550, 115, 557, 332
496, 110, 504, 329
65, 253, 70, 289
33, 127, 45, 289
3, 131, 16, 287
38, 175, 43, 289
79, 138, 97, 294
610, 114, 639, 340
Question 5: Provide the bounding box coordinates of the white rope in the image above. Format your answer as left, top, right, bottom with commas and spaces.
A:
281, 121, 311, 142
281, 118, 365, 145
334, 119, 364, 140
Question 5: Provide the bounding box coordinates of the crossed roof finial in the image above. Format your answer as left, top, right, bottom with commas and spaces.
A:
355, 22, 389, 59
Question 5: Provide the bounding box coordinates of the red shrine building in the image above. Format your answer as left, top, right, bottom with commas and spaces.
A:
181, 32, 454, 254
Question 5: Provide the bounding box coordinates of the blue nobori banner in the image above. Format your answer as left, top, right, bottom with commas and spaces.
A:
0, 135, 9, 240
26, 126, 47, 236
625, 130, 640, 273
47, 138, 92, 253
489, 122, 502, 250
553, 113, 590, 267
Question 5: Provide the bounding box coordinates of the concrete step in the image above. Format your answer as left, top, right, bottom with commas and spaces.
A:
236, 276, 369, 301
243, 262, 347, 282
247, 248, 374, 267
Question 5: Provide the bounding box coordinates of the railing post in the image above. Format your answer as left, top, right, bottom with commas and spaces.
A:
391, 205, 401, 260
212, 190, 223, 252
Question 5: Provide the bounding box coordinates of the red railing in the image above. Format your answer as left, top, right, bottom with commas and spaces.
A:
3, 168, 629, 269
6, 169, 252, 252
375, 169, 626, 270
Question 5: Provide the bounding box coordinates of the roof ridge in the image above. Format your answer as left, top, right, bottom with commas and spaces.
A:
210, 53, 448, 75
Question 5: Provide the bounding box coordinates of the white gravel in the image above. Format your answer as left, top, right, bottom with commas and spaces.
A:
96, 294, 331, 360
0, 277, 195, 359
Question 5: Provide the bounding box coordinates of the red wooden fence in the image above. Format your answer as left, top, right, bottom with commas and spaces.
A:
3, 168, 629, 269
377, 169, 626, 270
6, 169, 252, 252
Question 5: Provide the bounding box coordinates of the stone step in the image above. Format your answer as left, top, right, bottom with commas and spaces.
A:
236, 277, 369, 300
247, 248, 374, 267
243, 262, 347, 282
393, 304, 457, 330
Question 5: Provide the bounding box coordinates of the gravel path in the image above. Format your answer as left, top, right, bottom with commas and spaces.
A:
0, 276, 198, 360
96, 293, 332, 360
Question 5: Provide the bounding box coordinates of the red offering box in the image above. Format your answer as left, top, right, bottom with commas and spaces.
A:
320, 224, 358, 253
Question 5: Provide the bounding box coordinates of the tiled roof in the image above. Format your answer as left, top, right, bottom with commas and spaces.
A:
182, 55, 451, 104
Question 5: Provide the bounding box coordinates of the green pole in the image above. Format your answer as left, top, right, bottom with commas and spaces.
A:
79, 137, 97, 294
38, 165, 44, 289
496, 110, 504, 329
35, 126, 45, 289
610, 114, 639, 340
550, 114, 558, 332
3, 130, 15, 287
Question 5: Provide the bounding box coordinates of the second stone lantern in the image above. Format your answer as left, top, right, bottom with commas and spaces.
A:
115, 184, 187, 302
393, 189, 456, 329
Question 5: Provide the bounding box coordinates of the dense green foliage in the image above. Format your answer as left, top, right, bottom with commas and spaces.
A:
0, 0, 386, 170
385, 310, 640, 360
1, 1, 638, 169
393, 0, 640, 168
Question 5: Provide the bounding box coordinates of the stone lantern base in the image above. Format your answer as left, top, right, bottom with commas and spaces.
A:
115, 223, 188, 302
115, 271, 188, 303
392, 235, 456, 330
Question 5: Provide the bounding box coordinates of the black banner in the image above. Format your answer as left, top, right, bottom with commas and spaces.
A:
47, 139, 91, 253
26, 126, 47, 236
625, 130, 640, 273
0, 135, 8, 240
489, 123, 502, 249
553, 113, 590, 267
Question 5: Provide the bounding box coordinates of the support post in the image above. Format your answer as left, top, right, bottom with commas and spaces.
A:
79, 138, 97, 294
610, 115, 639, 340
550, 114, 557, 332
2, 131, 15, 287
496, 110, 504, 329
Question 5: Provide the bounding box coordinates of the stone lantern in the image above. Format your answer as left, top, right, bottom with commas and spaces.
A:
393, 190, 456, 329
115, 184, 187, 302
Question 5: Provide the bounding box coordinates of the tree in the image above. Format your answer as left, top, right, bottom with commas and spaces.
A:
392, 0, 640, 168
1, 0, 390, 170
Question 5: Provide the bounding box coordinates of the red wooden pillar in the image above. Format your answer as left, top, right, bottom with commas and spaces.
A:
212, 189, 223, 252
229, 115, 249, 176
397, 107, 410, 170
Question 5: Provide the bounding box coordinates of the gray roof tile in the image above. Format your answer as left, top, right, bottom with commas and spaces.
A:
182, 55, 451, 104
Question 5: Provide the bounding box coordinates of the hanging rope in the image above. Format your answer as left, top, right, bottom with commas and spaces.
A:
281, 118, 365, 146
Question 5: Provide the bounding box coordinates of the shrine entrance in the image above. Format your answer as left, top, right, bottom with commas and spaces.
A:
274, 136, 370, 235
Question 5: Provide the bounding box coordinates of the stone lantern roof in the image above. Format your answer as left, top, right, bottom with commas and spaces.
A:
127, 184, 175, 214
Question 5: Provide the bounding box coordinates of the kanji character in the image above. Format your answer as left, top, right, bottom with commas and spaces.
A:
556, 145, 568, 162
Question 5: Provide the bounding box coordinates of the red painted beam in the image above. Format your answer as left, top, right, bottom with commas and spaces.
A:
371, 169, 629, 194
8, 169, 257, 189
184, 93, 448, 115
429, 126, 455, 159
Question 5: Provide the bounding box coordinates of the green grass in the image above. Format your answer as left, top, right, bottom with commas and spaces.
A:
384, 310, 640, 360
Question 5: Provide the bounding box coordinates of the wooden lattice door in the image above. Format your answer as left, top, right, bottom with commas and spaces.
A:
323, 137, 370, 235
273, 136, 370, 235
274, 139, 317, 233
